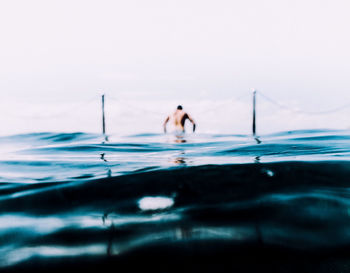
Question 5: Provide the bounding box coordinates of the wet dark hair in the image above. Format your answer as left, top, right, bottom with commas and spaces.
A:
177, 105, 183, 110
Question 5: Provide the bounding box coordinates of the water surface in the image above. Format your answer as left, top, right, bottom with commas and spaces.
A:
1, 129, 350, 272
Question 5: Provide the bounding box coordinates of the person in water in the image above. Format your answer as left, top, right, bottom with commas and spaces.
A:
163, 105, 196, 133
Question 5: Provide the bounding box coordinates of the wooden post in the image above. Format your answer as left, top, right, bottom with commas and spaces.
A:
102, 94, 106, 136
252, 89, 256, 136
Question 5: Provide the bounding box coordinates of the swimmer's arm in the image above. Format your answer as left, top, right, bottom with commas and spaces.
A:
186, 114, 196, 133
163, 116, 170, 133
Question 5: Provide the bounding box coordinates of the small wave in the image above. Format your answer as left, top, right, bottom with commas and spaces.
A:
126, 133, 164, 138
265, 129, 344, 137
220, 143, 333, 156
22, 143, 180, 154
39, 132, 88, 142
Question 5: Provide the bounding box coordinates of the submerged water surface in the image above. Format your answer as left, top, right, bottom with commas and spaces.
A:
1, 129, 350, 272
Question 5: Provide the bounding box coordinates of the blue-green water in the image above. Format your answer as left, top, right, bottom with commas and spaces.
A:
1, 129, 350, 272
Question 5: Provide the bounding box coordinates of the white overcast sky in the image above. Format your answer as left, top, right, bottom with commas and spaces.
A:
1, 0, 350, 134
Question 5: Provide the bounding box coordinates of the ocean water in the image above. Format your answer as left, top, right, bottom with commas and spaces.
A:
1, 129, 350, 272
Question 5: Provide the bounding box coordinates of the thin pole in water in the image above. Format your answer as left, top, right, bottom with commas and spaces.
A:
252, 89, 257, 136
102, 94, 106, 136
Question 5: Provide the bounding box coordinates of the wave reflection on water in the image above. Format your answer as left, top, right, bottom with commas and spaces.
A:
1, 129, 350, 272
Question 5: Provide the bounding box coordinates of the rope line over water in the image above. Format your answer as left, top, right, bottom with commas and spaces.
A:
258, 91, 350, 115
108, 91, 350, 117
5, 90, 350, 136
107, 96, 165, 116
7, 95, 98, 120
195, 93, 250, 114
107, 92, 251, 116
6, 91, 350, 120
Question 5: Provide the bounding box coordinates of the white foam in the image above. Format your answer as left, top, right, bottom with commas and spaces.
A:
138, 196, 174, 211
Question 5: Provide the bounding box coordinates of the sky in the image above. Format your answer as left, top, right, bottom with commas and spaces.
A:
1, 0, 350, 135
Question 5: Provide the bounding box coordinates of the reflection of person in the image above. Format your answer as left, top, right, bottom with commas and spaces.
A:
163, 105, 196, 133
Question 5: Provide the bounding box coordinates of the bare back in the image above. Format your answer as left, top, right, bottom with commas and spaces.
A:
164, 109, 196, 133
172, 110, 188, 131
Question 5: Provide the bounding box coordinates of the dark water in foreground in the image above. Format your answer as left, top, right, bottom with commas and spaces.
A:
1, 130, 350, 272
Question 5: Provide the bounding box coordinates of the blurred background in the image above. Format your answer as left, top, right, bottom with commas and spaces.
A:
1, 0, 350, 136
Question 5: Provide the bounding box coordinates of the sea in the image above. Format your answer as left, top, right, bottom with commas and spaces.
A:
1, 129, 350, 272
